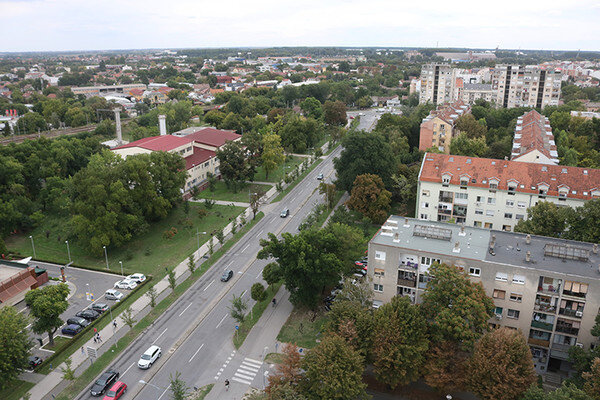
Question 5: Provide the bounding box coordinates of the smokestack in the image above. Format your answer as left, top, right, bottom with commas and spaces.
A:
526, 251, 531, 262
158, 114, 167, 136
113, 108, 122, 144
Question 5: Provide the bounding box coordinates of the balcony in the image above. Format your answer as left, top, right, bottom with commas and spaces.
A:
397, 278, 416, 288
551, 343, 574, 353
559, 308, 583, 318
562, 290, 587, 299
398, 261, 418, 270
528, 338, 550, 347
534, 302, 556, 314
555, 325, 579, 336
538, 284, 560, 295
531, 320, 554, 331
438, 208, 452, 216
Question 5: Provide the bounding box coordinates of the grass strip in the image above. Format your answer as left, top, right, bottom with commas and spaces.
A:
0, 379, 35, 400
233, 282, 282, 349
315, 191, 344, 227
54, 213, 264, 400
277, 308, 328, 349
271, 159, 323, 203
191, 383, 214, 400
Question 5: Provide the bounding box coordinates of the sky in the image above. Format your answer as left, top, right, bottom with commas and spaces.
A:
1, 0, 599, 53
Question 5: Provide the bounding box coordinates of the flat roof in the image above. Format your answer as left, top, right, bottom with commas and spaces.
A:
0, 265, 25, 282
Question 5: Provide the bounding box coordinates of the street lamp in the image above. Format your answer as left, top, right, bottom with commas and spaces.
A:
29, 235, 36, 258
65, 240, 71, 263
139, 380, 167, 394
196, 228, 207, 252
103, 246, 109, 270
119, 261, 124, 276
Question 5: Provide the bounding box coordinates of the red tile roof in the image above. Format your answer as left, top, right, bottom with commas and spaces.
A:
512, 110, 558, 163
112, 135, 191, 152
422, 100, 470, 126
185, 128, 241, 148
419, 152, 600, 200
185, 148, 216, 170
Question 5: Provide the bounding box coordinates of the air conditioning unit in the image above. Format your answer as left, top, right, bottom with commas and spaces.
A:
495, 314, 503, 320
576, 343, 584, 348
576, 311, 583, 317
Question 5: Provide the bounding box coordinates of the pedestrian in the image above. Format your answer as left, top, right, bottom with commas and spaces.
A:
93, 327, 97, 334
113, 320, 117, 329
81, 346, 84, 355
97, 334, 102, 342
93, 336, 97, 344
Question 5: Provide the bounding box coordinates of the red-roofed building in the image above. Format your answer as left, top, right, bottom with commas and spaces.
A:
416, 152, 600, 231
419, 100, 471, 153
177, 127, 241, 151
511, 110, 559, 165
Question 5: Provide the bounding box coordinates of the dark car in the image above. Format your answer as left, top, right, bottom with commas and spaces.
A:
67, 316, 91, 328
92, 303, 110, 313
28, 356, 43, 368
76, 309, 100, 321
220, 270, 233, 282
90, 370, 120, 397
62, 324, 83, 336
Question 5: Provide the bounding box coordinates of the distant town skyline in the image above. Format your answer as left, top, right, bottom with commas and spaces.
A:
1, 0, 599, 52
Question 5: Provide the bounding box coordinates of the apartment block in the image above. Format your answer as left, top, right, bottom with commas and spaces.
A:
368, 216, 600, 374
418, 101, 471, 153
511, 110, 559, 165
491, 65, 562, 109
416, 152, 600, 231
459, 82, 495, 104
419, 64, 457, 105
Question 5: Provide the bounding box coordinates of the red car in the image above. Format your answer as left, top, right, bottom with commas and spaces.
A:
103, 381, 127, 400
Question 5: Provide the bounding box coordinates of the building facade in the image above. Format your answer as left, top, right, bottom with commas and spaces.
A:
419, 101, 470, 153
416, 153, 600, 231
491, 65, 562, 109
368, 216, 600, 374
419, 64, 457, 105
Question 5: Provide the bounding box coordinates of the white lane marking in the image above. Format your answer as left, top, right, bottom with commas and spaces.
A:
157, 384, 171, 400
121, 361, 135, 378
178, 302, 193, 317
226, 261, 234, 268
188, 343, 205, 363
232, 376, 253, 385
244, 357, 263, 366
235, 371, 255, 380
257, 229, 264, 236
216, 314, 227, 329
203, 279, 215, 291
242, 243, 250, 252
239, 364, 259, 373
152, 327, 168, 344
255, 270, 262, 279
240, 290, 246, 298
290, 196, 297, 202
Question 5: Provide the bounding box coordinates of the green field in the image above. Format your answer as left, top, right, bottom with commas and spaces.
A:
253, 155, 304, 183
194, 181, 271, 203
43, 335, 71, 351
6, 203, 244, 277
277, 308, 328, 349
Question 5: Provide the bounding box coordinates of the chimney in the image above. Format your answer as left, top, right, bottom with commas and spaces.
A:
453, 241, 460, 253
404, 218, 410, 227
459, 224, 466, 236
491, 234, 496, 247
526, 251, 531, 262
526, 234, 531, 245
394, 233, 400, 242
593, 244, 598, 254
158, 114, 167, 136
113, 108, 122, 144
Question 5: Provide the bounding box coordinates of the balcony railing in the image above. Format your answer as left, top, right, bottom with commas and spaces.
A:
398, 261, 418, 270
555, 325, 580, 336
531, 320, 554, 331
551, 343, 574, 353
397, 278, 416, 288
537, 285, 560, 295
559, 308, 583, 318
438, 208, 452, 215
528, 337, 550, 347
562, 290, 586, 299
534, 303, 556, 313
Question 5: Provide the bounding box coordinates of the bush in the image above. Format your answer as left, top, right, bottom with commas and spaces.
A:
197, 209, 208, 219
162, 227, 178, 240
251, 283, 267, 302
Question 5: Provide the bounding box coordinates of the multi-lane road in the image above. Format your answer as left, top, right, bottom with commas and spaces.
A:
73, 145, 342, 400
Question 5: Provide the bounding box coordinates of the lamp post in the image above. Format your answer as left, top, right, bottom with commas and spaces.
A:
103, 246, 109, 270
65, 240, 71, 263
119, 261, 124, 276
29, 235, 36, 258
138, 380, 166, 395
196, 229, 207, 252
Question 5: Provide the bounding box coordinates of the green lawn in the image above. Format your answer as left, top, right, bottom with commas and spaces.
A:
277, 308, 328, 349
253, 155, 304, 183
43, 335, 71, 351
233, 283, 282, 349
6, 203, 244, 277
192, 384, 214, 400
194, 181, 271, 203
0, 379, 35, 400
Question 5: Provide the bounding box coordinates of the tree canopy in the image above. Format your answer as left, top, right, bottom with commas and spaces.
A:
346, 173, 392, 224
0, 307, 32, 389
25, 283, 70, 346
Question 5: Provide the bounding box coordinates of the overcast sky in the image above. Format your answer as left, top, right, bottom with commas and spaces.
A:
1, 0, 599, 53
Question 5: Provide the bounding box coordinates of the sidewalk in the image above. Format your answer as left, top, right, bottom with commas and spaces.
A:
206, 290, 293, 400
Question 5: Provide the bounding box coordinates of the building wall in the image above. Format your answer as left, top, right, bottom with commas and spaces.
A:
492, 65, 562, 109
513, 150, 557, 165
185, 157, 220, 192
419, 64, 456, 105
419, 117, 453, 153
112, 147, 153, 158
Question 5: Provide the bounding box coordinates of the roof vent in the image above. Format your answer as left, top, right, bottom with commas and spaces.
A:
526, 234, 531, 245
594, 243, 598, 255
459, 224, 466, 236
453, 241, 461, 253
526, 251, 531, 263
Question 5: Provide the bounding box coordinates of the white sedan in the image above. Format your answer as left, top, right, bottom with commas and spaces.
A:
114, 278, 137, 290
127, 273, 146, 283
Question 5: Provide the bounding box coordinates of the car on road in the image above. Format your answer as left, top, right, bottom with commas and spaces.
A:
28, 356, 43, 368
105, 289, 124, 301
102, 381, 127, 400
280, 208, 289, 218
127, 273, 146, 283
62, 324, 83, 336
221, 269, 233, 282
92, 303, 110, 313
317, 173, 324, 180
138, 345, 161, 369
67, 316, 91, 327
114, 279, 137, 290
76, 309, 100, 321
90, 370, 120, 397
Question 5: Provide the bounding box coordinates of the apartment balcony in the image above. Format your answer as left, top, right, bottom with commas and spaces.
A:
398, 261, 418, 271
537, 284, 560, 295
534, 302, 556, 314
438, 208, 452, 216
555, 325, 580, 336
531, 320, 554, 331
528, 338, 550, 347
397, 278, 417, 288
562, 290, 587, 300
559, 308, 583, 318
551, 343, 574, 353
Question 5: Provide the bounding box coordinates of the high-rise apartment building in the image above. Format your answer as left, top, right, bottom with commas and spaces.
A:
367, 215, 600, 374
419, 64, 457, 105
491, 65, 562, 109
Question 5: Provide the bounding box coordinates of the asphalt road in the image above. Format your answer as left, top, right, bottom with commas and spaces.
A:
73, 146, 342, 400
347, 109, 381, 132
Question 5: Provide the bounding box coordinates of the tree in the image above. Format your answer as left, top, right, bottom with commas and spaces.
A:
229, 294, 248, 324
302, 334, 367, 400
147, 285, 158, 308
334, 132, 396, 192
25, 283, 70, 346
262, 262, 281, 286
216, 140, 253, 192
168, 268, 177, 290
468, 327, 536, 400
371, 296, 429, 388
323, 100, 347, 126
262, 132, 285, 180
335, 276, 373, 309
300, 97, 323, 120
514, 201, 571, 238
267, 343, 303, 395
319, 182, 337, 210
169, 371, 190, 400
566, 199, 600, 244
326, 299, 374, 356
423, 340, 470, 393
251, 283, 267, 302
121, 307, 136, 328
216, 228, 225, 246
187, 255, 196, 274
61, 357, 75, 381
0, 307, 31, 388
583, 358, 600, 400
420, 263, 494, 350
346, 174, 392, 224
455, 114, 487, 138
250, 191, 264, 220
521, 383, 593, 400
449, 133, 489, 157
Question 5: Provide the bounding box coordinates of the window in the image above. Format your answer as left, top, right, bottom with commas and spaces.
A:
455, 192, 468, 200
374, 269, 385, 277
489, 182, 498, 191
473, 221, 482, 227
374, 283, 383, 292
460, 178, 469, 188
375, 251, 386, 261
512, 275, 526, 285
494, 306, 503, 316
421, 202, 429, 208
509, 293, 522, 302
506, 200, 514, 207
469, 267, 481, 277
487, 197, 496, 205
517, 201, 527, 208
442, 175, 451, 186
420, 213, 428, 220
493, 289, 506, 299
516, 214, 524, 220
475, 209, 483, 215
476, 195, 484, 203
495, 272, 508, 282
421, 257, 441, 266
507, 309, 520, 319
486, 210, 495, 216
504, 213, 513, 219
422, 190, 430, 197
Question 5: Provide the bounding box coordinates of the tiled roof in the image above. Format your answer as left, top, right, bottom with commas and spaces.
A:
512, 110, 558, 163
185, 148, 216, 170
112, 135, 191, 152
422, 100, 470, 126
184, 128, 241, 148
419, 152, 600, 200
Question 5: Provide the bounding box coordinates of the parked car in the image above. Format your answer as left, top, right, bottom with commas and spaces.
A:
317, 173, 324, 180
105, 289, 124, 301
138, 345, 161, 369
92, 303, 110, 313
90, 370, 120, 397
102, 381, 127, 400
127, 273, 146, 283
67, 316, 91, 327
28, 356, 43, 368
280, 208, 289, 218
76, 309, 100, 321
62, 324, 83, 336
221, 270, 233, 282
114, 279, 137, 290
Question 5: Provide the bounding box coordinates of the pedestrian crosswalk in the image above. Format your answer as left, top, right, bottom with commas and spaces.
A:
231, 357, 262, 385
